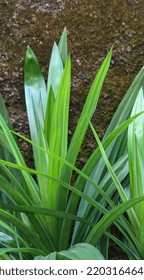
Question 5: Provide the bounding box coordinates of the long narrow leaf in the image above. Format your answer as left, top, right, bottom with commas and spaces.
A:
128, 87, 144, 258
0, 115, 40, 205
59, 113, 143, 249
24, 46, 47, 144
86, 196, 144, 245
47, 42, 63, 97
90, 121, 140, 234
0, 209, 46, 251
58, 27, 68, 66
64, 48, 113, 178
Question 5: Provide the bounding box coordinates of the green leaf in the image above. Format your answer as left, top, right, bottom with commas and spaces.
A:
44, 56, 71, 243
47, 42, 63, 97
24, 46, 47, 144
66, 48, 113, 171
72, 155, 129, 246
35, 252, 57, 260
58, 27, 68, 66
0, 94, 12, 129
58, 48, 113, 232
105, 231, 140, 260
0, 247, 45, 257
105, 67, 144, 137
0, 220, 30, 248
90, 121, 140, 233
128, 87, 144, 258
49, 55, 71, 158
35, 243, 104, 260
85, 67, 144, 205
0, 203, 92, 226
59, 243, 105, 260
128, 88, 144, 204
0, 232, 16, 247
0, 209, 47, 251
59, 113, 142, 249
103, 66, 144, 166
0, 175, 30, 205
34, 125, 49, 208
44, 86, 55, 146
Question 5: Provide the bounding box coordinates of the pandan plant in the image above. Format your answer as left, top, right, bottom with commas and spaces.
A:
0, 28, 144, 260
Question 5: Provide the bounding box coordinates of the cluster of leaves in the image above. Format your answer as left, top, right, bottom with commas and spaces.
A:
0, 28, 144, 260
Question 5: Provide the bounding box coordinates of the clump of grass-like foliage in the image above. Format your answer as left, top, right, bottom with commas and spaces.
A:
0, 28, 144, 260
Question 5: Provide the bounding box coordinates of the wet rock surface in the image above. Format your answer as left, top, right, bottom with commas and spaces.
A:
1, 0, 144, 137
